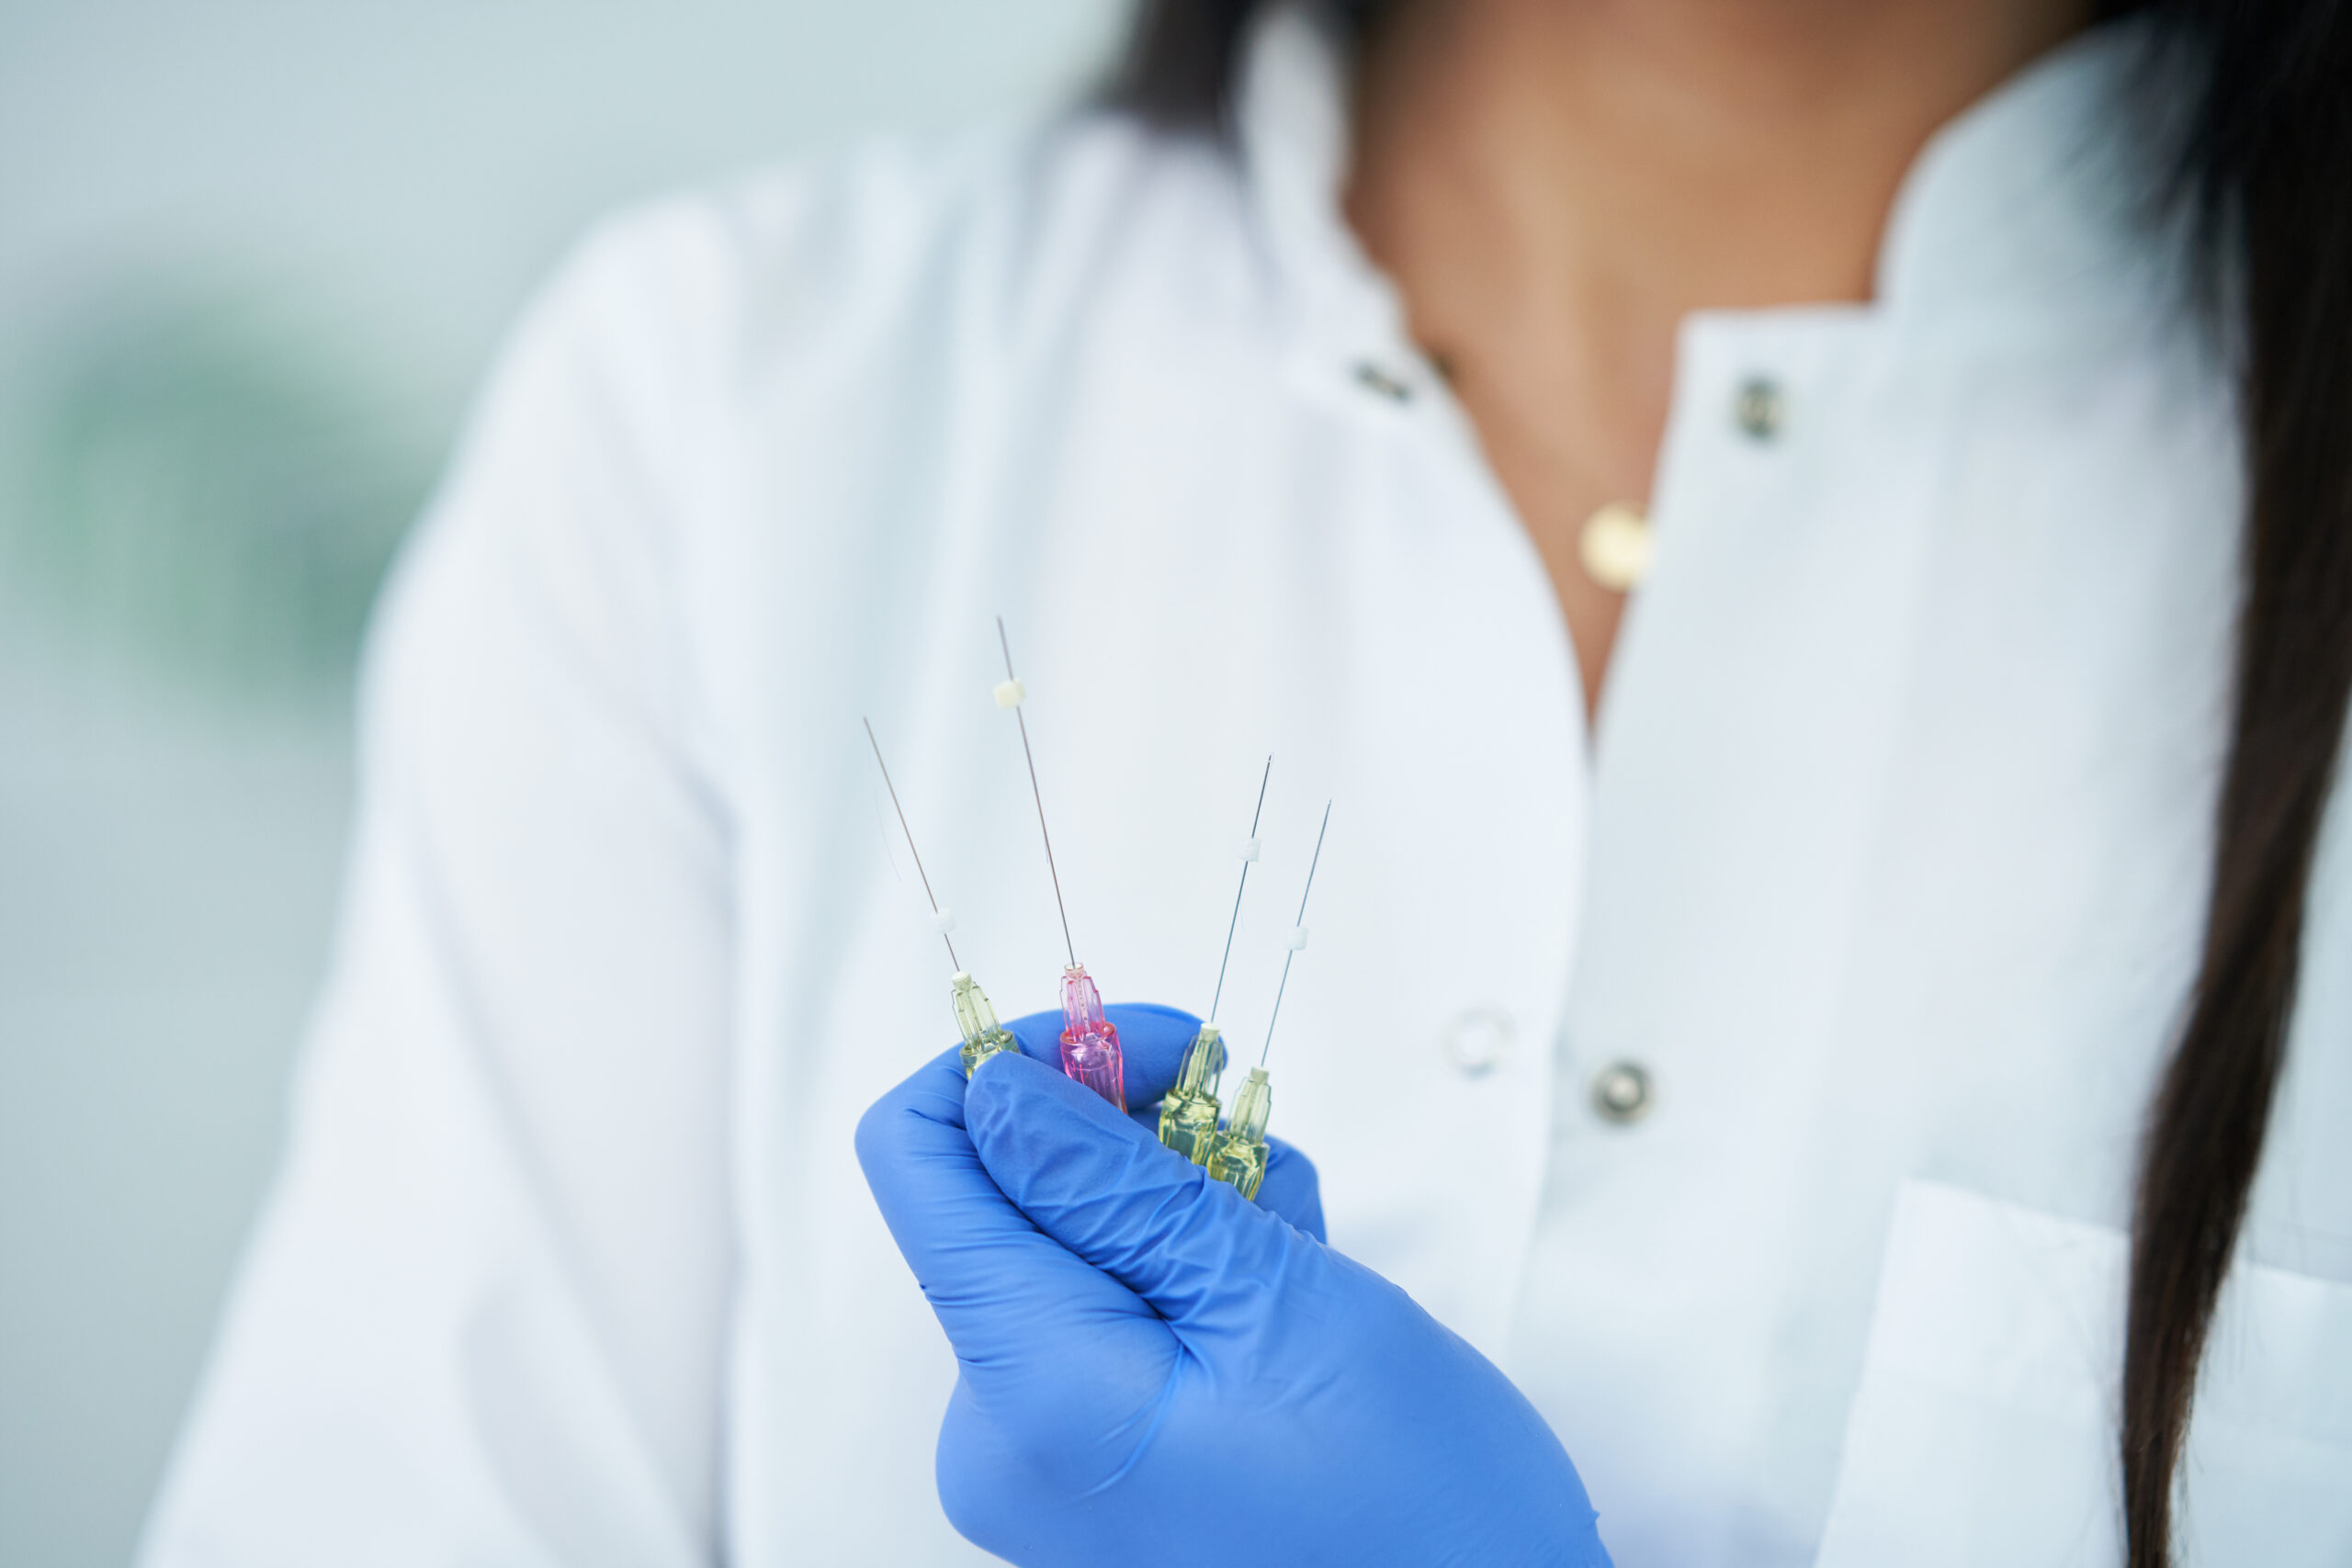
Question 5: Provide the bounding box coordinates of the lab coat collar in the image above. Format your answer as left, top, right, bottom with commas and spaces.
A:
1234, 4, 1430, 400
1874, 21, 2173, 322
1233, 5, 2172, 369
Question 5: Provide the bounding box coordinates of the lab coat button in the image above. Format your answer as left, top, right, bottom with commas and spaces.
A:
1735, 378, 1784, 440
1353, 362, 1415, 402
1590, 1061, 1654, 1123
1442, 1009, 1513, 1077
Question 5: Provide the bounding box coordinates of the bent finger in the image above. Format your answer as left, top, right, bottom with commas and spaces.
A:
855, 1045, 1151, 1366
1258, 1136, 1325, 1241
965, 1051, 1315, 1333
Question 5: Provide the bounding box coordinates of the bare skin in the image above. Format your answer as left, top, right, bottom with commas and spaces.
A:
1344, 0, 2090, 717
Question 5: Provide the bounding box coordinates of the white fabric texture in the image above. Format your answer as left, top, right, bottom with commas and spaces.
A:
143, 11, 2352, 1567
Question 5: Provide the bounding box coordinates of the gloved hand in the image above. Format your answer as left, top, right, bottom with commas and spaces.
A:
857, 1003, 1611, 1568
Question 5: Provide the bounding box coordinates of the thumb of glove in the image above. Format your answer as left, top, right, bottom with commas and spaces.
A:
965, 1051, 1316, 1335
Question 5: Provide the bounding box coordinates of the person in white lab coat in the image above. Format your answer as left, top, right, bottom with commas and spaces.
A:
143, 0, 2352, 1564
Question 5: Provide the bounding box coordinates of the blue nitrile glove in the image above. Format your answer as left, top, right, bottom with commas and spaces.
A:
857, 1003, 1611, 1568
993, 1003, 1325, 1231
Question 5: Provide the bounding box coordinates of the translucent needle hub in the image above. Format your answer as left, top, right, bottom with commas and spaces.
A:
1057, 965, 1125, 1109
1206, 800, 1329, 1200
1160, 756, 1272, 1165
949, 971, 1019, 1078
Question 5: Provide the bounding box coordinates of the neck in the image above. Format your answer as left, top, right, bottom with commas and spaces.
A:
1344, 0, 2087, 711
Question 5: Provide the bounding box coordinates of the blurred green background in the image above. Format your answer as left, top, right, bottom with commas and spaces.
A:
0, 3, 1124, 1561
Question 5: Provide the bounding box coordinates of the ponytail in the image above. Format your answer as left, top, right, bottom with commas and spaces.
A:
2109, 4, 2352, 1562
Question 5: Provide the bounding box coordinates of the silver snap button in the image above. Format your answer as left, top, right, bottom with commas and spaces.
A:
1734, 378, 1783, 440
1354, 362, 1415, 402
1590, 1060, 1654, 1123
1442, 1008, 1513, 1077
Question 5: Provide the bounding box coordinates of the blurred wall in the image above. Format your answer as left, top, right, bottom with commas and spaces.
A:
0, 4, 1125, 1562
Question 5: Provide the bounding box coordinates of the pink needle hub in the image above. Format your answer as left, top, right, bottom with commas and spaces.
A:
1057, 964, 1125, 1111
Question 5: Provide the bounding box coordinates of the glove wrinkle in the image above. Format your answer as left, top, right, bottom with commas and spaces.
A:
1078, 1354, 1188, 1500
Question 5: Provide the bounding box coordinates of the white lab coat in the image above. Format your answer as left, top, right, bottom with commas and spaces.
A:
144, 11, 2352, 1567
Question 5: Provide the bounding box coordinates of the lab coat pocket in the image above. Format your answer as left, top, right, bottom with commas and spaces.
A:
1815, 1179, 2352, 1568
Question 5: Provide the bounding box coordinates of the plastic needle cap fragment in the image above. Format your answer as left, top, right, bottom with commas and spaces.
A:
865, 717, 1017, 1077
995, 616, 1125, 1109
1206, 799, 1330, 1200
1160, 756, 1272, 1165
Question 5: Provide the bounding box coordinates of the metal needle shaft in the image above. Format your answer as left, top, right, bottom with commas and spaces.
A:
864, 716, 960, 972
1261, 800, 1331, 1067
1209, 755, 1273, 1021
998, 616, 1077, 967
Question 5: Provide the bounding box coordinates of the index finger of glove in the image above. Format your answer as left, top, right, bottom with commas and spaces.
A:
1002, 1009, 1326, 1239
854, 1046, 1154, 1365
966, 1051, 1317, 1334
1258, 1136, 1325, 1243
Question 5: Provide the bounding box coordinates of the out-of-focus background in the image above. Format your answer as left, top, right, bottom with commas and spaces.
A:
0, 4, 1125, 1561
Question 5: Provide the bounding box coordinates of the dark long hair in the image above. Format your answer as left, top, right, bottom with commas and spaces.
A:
1107, 4, 2352, 1564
